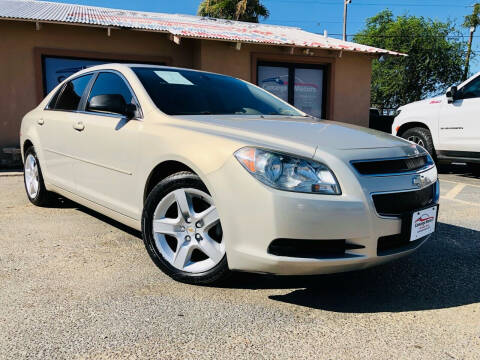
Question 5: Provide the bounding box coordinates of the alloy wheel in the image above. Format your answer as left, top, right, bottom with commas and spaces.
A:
407, 135, 425, 148
152, 188, 225, 273
24, 154, 39, 199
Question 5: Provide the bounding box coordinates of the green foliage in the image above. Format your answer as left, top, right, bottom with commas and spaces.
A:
197, 0, 269, 23
463, 3, 480, 29
354, 10, 467, 109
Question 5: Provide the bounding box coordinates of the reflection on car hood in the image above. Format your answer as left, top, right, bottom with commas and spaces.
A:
173, 115, 409, 154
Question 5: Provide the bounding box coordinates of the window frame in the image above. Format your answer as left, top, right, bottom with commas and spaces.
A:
458, 75, 480, 100
257, 61, 328, 119
81, 70, 143, 120
43, 70, 143, 120
44, 72, 96, 112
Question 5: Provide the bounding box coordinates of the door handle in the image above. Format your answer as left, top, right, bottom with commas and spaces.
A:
73, 120, 85, 131
37, 118, 44, 126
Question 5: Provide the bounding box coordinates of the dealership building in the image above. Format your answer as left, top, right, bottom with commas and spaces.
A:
0, 0, 402, 167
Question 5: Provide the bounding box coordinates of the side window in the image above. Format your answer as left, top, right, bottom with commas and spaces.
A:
460, 77, 480, 100
46, 86, 63, 109
54, 74, 93, 111
86, 72, 134, 115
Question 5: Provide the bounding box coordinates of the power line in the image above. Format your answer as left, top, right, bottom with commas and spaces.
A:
329, 33, 480, 38
266, 1, 474, 7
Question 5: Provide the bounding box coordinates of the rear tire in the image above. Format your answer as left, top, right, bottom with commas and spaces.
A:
142, 171, 231, 285
23, 146, 52, 207
401, 127, 435, 158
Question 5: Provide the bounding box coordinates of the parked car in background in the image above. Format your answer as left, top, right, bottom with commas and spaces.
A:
21, 64, 439, 285
392, 72, 480, 171
369, 107, 395, 133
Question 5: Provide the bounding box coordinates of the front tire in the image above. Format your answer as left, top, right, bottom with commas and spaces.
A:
142, 171, 230, 285
23, 146, 52, 206
401, 127, 435, 157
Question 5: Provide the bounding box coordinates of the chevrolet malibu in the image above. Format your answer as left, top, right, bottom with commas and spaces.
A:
21, 64, 439, 284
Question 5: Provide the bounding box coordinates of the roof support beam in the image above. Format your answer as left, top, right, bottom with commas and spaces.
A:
35, 22, 41, 31
107, 27, 111, 37
235, 42, 242, 51
169, 34, 181, 45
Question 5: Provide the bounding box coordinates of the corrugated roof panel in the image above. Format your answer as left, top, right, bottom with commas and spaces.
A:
0, 0, 406, 56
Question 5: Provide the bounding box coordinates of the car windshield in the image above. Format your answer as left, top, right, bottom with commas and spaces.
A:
132, 67, 303, 116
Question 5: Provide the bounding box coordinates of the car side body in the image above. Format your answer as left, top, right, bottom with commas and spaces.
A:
21, 64, 439, 283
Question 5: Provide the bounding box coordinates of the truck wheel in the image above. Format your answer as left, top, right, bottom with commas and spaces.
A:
401, 127, 435, 157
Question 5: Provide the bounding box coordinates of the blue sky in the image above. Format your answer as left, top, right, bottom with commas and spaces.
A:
49, 0, 480, 73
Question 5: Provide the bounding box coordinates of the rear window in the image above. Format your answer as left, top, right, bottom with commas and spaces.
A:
132, 67, 302, 117
54, 74, 93, 111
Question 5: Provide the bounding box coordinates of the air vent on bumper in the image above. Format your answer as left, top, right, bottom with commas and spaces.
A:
268, 239, 364, 259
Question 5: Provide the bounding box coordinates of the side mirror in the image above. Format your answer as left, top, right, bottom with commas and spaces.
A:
446, 86, 458, 104
88, 94, 136, 118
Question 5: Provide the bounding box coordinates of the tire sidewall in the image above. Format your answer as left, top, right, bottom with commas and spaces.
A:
402, 128, 435, 157
142, 172, 229, 285
23, 146, 48, 206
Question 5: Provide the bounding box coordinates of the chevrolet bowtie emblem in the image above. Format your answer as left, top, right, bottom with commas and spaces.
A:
412, 174, 427, 188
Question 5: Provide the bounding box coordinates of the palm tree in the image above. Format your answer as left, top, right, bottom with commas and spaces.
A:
463, 3, 480, 81
198, 0, 269, 23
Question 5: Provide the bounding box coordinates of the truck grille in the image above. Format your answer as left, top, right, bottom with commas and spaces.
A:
352, 155, 429, 175
372, 184, 435, 217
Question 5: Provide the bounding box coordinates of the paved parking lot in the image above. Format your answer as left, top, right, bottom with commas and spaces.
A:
1, 168, 479, 359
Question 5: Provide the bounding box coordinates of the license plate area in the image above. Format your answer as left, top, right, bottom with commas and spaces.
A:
407, 205, 439, 242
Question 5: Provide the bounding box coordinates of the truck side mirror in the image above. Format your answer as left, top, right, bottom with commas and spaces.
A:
446, 86, 458, 104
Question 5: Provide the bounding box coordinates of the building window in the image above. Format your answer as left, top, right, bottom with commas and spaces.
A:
257, 62, 327, 118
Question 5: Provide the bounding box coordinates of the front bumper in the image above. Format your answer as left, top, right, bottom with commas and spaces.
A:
208, 155, 439, 275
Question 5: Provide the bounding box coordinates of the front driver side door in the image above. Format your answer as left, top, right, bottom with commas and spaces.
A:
69, 71, 142, 219
438, 76, 480, 155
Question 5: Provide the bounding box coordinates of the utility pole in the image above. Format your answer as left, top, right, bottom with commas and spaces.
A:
343, 0, 352, 41
463, 26, 475, 81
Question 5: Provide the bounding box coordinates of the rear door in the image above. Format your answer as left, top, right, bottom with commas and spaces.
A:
438, 76, 480, 156
39, 74, 94, 191
69, 71, 142, 219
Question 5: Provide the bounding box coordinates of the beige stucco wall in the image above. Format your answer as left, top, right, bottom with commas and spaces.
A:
0, 19, 374, 156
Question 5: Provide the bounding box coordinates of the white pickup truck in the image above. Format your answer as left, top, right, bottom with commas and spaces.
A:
392, 72, 480, 171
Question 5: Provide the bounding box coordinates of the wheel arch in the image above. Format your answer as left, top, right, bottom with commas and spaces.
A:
143, 160, 198, 204
22, 139, 34, 161
396, 121, 431, 137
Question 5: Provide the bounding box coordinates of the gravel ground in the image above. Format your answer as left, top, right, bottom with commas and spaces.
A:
0, 170, 479, 360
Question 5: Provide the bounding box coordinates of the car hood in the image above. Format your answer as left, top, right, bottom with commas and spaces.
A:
399, 95, 444, 111
172, 115, 410, 156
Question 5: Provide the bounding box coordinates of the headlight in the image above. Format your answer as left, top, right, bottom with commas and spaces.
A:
234, 147, 341, 195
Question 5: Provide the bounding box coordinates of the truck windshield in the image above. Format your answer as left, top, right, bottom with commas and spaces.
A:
132, 67, 303, 117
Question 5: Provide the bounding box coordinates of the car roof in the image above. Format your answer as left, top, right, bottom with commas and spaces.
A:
73, 63, 221, 77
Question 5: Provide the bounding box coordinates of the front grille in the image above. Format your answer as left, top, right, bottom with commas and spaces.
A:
352, 155, 429, 175
372, 184, 435, 217
268, 238, 364, 259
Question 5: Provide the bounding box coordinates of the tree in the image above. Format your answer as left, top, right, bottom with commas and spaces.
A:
197, 0, 269, 23
353, 10, 467, 110
463, 3, 480, 81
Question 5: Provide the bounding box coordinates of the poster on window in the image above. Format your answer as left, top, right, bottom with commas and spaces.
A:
257, 66, 289, 102
42, 57, 110, 95
293, 68, 323, 118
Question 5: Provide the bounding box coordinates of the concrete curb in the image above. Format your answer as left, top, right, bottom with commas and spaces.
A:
0, 171, 23, 177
